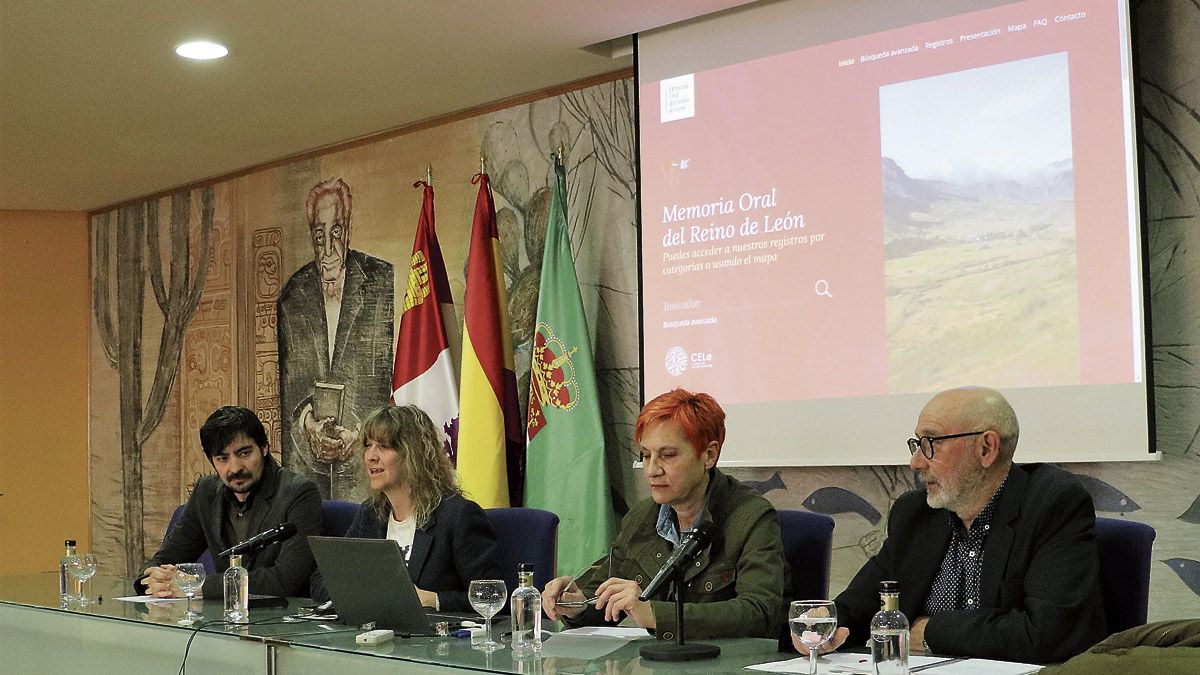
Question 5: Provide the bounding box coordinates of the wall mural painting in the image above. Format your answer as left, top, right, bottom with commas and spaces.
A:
1133, 0, 1200, 611
277, 179, 395, 501
477, 78, 642, 510
90, 80, 640, 577
88, 21, 1200, 619
92, 188, 217, 576
253, 227, 284, 455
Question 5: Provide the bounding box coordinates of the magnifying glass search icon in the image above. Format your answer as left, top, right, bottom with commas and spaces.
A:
815, 279, 832, 298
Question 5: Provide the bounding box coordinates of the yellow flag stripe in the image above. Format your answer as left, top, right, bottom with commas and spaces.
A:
457, 323, 510, 508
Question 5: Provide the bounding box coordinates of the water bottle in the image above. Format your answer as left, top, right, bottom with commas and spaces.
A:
223, 554, 249, 623
510, 563, 542, 655
870, 580, 909, 675
59, 539, 79, 607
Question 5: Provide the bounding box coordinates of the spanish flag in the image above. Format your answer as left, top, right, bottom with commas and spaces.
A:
457, 172, 523, 507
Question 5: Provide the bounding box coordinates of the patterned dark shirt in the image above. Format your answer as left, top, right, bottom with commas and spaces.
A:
924, 478, 1008, 615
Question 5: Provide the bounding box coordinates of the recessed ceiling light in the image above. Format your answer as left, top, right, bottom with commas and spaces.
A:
175, 41, 228, 60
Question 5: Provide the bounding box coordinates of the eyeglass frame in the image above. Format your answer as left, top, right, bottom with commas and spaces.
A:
907, 430, 985, 459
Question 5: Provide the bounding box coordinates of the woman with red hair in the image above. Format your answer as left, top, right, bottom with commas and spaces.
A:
543, 389, 787, 642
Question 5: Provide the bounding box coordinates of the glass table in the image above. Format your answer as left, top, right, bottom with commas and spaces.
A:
0, 572, 786, 674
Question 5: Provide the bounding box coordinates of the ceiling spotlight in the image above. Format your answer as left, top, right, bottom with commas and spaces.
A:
175, 41, 229, 60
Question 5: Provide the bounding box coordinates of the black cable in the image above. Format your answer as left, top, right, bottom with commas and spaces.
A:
177, 616, 296, 675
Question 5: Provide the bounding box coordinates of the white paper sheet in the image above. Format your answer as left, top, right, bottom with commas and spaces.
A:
746, 653, 1039, 675
746, 653, 876, 674
557, 626, 652, 639
111, 595, 188, 605
921, 658, 1041, 674
538, 626, 653, 660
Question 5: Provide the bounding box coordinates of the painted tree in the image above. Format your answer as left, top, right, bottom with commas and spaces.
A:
93, 188, 214, 575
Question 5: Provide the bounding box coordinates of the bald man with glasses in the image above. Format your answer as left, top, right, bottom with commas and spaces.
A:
794, 386, 1106, 664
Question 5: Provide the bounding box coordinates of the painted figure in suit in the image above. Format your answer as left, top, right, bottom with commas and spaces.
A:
137, 406, 323, 598
309, 405, 502, 611
278, 178, 394, 500
794, 386, 1107, 664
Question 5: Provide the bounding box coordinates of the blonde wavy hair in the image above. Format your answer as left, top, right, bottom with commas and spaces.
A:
359, 405, 460, 528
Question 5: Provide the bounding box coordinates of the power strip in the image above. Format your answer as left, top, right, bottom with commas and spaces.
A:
356, 629, 394, 645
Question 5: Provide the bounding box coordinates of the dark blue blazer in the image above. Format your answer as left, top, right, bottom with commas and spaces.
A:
311, 492, 502, 612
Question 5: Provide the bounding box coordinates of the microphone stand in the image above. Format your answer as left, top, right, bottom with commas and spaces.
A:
638, 576, 721, 661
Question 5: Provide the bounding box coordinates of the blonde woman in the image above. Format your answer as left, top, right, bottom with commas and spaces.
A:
311, 405, 501, 611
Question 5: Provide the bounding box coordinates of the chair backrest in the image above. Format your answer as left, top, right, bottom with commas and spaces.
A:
321, 499, 359, 537
165, 504, 217, 574
484, 507, 560, 596
164, 501, 354, 575
777, 509, 836, 601
1094, 516, 1156, 634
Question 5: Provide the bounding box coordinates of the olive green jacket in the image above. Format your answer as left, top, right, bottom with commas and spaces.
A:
1038, 620, 1200, 675
566, 469, 787, 641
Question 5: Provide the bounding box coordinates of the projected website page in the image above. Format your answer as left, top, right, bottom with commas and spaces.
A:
639, 0, 1150, 465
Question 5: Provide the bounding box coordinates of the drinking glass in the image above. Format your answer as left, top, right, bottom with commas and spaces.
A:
175, 563, 207, 625
67, 553, 98, 604
468, 579, 507, 652
790, 599, 838, 675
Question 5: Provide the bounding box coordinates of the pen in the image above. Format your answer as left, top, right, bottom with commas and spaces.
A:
557, 548, 615, 603
910, 656, 968, 672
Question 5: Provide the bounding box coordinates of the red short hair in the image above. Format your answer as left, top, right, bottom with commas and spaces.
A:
635, 389, 726, 459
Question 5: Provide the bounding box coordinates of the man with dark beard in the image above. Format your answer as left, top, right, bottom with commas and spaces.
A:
137, 406, 322, 598
793, 387, 1106, 664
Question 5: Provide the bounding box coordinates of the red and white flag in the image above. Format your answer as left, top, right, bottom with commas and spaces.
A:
392, 180, 460, 458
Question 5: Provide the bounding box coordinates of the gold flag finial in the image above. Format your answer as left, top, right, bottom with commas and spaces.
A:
556, 145, 564, 166
479, 155, 486, 175
426, 163, 433, 185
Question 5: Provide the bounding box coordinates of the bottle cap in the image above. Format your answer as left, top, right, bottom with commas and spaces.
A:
879, 580, 899, 593
518, 563, 534, 573
65, 539, 77, 547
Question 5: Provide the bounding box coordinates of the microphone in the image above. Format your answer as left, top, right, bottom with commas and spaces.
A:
218, 522, 297, 558
638, 521, 715, 601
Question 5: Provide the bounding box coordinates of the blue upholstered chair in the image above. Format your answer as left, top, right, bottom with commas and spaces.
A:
321, 499, 358, 537
776, 509, 836, 600
484, 507, 560, 595
165, 504, 217, 574
164, 499, 355, 574
1094, 516, 1156, 634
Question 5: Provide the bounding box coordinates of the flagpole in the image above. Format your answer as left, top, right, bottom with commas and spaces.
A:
426, 163, 433, 185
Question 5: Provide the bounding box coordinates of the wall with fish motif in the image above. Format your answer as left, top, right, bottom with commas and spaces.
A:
85, 1, 1200, 622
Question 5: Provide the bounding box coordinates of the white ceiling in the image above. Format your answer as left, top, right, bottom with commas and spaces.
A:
0, 0, 753, 212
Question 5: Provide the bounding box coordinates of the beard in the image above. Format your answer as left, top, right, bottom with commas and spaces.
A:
922, 462, 989, 512
224, 470, 256, 493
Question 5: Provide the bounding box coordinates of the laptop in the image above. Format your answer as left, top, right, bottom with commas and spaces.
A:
308, 535, 476, 635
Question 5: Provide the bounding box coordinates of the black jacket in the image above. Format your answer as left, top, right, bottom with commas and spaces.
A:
138, 454, 323, 597
835, 463, 1107, 664
310, 493, 502, 612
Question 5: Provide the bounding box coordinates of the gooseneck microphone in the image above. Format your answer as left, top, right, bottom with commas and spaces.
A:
218, 522, 297, 558
638, 520, 716, 601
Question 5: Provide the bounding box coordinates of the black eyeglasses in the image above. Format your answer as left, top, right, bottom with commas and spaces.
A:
907, 431, 984, 459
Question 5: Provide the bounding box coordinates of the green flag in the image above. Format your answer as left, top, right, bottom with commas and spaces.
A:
524, 157, 615, 578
